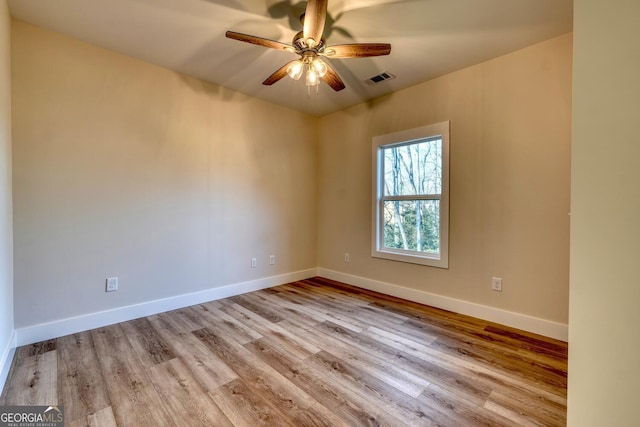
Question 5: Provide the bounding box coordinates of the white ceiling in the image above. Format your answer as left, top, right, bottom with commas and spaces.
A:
8, 0, 573, 117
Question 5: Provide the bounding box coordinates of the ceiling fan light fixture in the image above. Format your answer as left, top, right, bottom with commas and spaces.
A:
306, 66, 319, 86
311, 58, 328, 78
287, 60, 304, 80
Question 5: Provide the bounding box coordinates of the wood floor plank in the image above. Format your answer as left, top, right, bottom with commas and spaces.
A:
56, 331, 111, 423
296, 278, 373, 302
90, 324, 174, 427
478, 325, 569, 373
484, 389, 567, 425
2, 277, 568, 426
484, 398, 542, 427
209, 378, 294, 427
431, 338, 566, 399
385, 323, 567, 408
289, 286, 413, 334
1, 350, 57, 406
245, 338, 399, 426
314, 321, 444, 396
229, 294, 286, 323
193, 327, 332, 424
221, 302, 321, 359
68, 406, 118, 427
358, 325, 503, 407
264, 288, 354, 330
87, 407, 118, 427
308, 349, 454, 426
362, 324, 437, 353
308, 277, 489, 335
168, 307, 211, 331
120, 317, 176, 367
146, 312, 238, 391
190, 303, 263, 345
148, 358, 234, 427
429, 327, 567, 391
15, 339, 57, 357
484, 324, 568, 359
367, 319, 440, 344
242, 291, 324, 329
419, 383, 513, 426
269, 284, 366, 332
296, 280, 411, 325
290, 401, 353, 427
281, 319, 431, 398
432, 320, 567, 386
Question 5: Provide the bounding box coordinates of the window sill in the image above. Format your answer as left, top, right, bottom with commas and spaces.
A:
371, 248, 448, 269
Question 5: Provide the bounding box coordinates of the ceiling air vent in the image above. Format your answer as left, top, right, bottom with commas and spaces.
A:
365, 71, 396, 86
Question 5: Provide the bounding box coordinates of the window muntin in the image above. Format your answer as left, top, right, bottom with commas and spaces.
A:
372, 122, 449, 268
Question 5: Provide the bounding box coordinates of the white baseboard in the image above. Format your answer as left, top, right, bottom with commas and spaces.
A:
0, 329, 16, 393
318, 268, 568, 342
15, 268, 318, 347
13, 266, 567, 347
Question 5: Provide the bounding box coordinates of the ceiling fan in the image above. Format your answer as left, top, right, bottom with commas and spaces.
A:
225, 0, 391, 92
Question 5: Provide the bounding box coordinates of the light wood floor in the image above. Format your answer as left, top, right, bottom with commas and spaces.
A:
1, 277, 568, 426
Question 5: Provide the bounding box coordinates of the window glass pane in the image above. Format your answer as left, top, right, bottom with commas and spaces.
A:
383, 138, 442, 197
383, 199, 440, 254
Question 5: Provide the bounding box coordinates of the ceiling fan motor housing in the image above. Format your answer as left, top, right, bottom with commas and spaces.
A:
293, 31, 326, 52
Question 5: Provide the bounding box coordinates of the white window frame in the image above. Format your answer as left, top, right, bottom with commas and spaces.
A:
371, 121, 450, 268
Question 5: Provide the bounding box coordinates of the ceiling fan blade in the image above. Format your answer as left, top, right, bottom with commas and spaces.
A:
263, 61, 297, 86
325, 43, 391, 58
303, 0, 328, 46
321, 62, 346, 91
225, 31, 293, 51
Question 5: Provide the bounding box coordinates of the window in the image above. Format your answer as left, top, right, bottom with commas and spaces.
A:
372, 121, 450, 268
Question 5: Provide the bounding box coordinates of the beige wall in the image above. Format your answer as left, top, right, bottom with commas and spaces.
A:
0, 0, 13, 359
568, 0, 640, 425
318, 34, 572, 325
10, 18, 573, 335
11, 20, 318, 328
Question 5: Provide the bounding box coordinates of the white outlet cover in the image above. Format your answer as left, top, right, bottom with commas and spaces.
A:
106, 277, 118, 292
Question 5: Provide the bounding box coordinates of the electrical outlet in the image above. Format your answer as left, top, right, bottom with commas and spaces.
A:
344, 253, 350, 263
251, 257, 257, 268
106, 277, 118, 292
269, 255, 276, 265
492, 277, 503, 292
